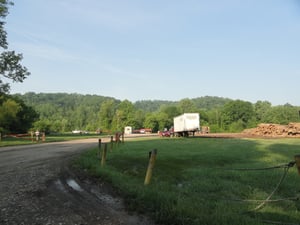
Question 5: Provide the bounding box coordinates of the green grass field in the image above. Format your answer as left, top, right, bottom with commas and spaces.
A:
74, 137, 300, 225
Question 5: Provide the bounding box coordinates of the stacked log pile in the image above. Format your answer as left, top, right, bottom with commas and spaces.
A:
287, 123, 300, 135
243, 123, 300, 137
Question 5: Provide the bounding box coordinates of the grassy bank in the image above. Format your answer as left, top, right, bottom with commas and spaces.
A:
74, 137, 300, 225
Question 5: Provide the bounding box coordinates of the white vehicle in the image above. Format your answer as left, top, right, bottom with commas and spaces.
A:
173, 113, 200, 137
72, 130, 81, 134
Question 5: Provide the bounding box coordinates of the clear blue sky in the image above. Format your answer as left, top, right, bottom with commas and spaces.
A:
5, 0, 300, 105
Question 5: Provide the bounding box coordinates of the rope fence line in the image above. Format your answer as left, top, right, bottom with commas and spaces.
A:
221, 161, 297, 211
222, 161, 296, 171
230, 196, 300, 203
262, 220, 300, 225
253, 165, 292, 211
222, 159, 300, 224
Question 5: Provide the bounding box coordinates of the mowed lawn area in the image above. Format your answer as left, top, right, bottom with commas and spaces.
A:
75, 137, 300, 225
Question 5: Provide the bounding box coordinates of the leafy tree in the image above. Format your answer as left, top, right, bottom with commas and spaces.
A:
0, 1, 30, 94
160, 105, 180, 118
133, 109, 145, 129
134, 100, 174, 112
0, 95, 38, 133
143, 113, 159, 132
198, 110, 209, 125
99, 99, 117, 131
50, 120, 63, 133
13, 97, 38, 132
254, 101, 272, 123
33, 119, 51, 134
178, 98, 197, 113
222, 100, 255, 131
156, 112, 170, 130
265, 104, 300, 124
0, 95, 19, 132
112, 100, 136, 131
205, 109, 225, 132
159, 105, 180, 128
192, 96, 231, 110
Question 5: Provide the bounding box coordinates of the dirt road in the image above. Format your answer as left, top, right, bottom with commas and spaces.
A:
0, 138, 155, 225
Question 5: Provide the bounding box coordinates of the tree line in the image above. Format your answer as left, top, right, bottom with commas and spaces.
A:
1, 92, 298, 134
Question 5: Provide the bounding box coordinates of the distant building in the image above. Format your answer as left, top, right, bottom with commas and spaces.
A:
124, 126, 132, 135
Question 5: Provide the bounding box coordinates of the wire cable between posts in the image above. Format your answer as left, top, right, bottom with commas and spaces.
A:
223, 161, 295, 171
224, 161, 296, 211
253, 164, 292, 211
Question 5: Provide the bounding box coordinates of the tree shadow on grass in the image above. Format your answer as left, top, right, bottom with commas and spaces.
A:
244, 140, 300, 224
106, 138, 300, 225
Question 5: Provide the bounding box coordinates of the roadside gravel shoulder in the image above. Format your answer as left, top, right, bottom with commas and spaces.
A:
0, 139, 155, 225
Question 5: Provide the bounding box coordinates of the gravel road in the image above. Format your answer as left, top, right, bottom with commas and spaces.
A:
0, 138, 155, 225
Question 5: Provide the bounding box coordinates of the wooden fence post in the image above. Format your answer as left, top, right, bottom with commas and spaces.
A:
98, 139, 101, 158
115, 132, 122, 146
294, 155, 300, 175
101, 143, 107, 167
110, 136, 113, 151
144, 149, 157, 185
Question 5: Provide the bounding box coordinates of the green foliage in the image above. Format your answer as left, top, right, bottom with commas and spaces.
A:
254, 101, 272, 122
75, 138, 300, 225
265, 104, 300, 124
178, 98, 197, 113
222, 100, 255, 130
143, 113, 159, 132
0, 96, 19, 132
156, 112, 170, 130
33, 119, 51, 134
134, 100, 175, 112
0, 94, 38, 133
98, 99, 117, 131
159, 105, 180, 119
133, 110, 145, 129
17, 93, 121, 133
0, 1, 30, 94
192, 96, 232, 110
112, 100, 136, 131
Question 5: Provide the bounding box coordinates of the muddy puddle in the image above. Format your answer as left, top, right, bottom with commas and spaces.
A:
52, 177, 124, 210
66, 178, 83, 192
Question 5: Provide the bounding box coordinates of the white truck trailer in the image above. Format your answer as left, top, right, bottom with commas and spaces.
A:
173, 113, 200, 137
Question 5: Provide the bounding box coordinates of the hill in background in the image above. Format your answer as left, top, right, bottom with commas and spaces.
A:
15, 92, 232, 113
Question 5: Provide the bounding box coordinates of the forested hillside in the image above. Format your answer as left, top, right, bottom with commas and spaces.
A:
10, 92, 300, 134
13, 92, 120, 133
